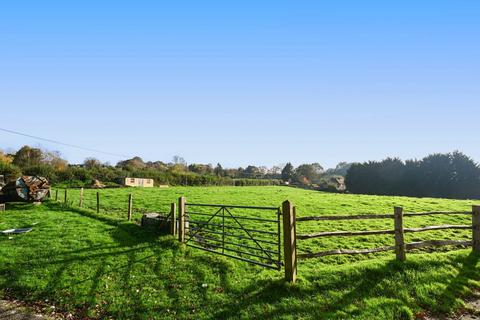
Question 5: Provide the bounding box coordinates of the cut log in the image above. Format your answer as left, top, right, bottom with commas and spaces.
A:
0, 176, 50, 202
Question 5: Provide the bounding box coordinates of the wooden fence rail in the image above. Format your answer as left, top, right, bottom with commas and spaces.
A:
297, 211, 471, 222
297, 225, 472, 240
283, 203, 480, 283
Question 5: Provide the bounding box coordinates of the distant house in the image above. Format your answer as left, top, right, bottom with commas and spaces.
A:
121, 177, 154, 188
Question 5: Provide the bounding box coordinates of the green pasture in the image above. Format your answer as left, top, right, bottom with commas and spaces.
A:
0, 186, 479, 319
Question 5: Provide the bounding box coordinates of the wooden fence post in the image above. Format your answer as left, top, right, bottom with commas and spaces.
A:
55, 189, 58, 201
128, 194, 133, 221
96, 192, 100, 213
394, 206, 406, 261
64, 189, 68, 204
282, 200, 297, 283
472, 206, 480, 253
170, 202, 177, 235
0, 203, 5, 212
178, 197, 186, 243
79, 188, 84, 208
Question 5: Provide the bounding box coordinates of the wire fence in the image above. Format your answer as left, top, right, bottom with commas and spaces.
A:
49, 187, 170, 222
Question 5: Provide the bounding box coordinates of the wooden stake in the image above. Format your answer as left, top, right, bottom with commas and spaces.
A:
178, 197, 186, 243
282, 200, 297, 283
170, 202, 177, 235
79, 188, 84, 208
55, 189, 58, 201
472, 206, 480, 253
128, 194, 133, 221
64, 189, 68, 204
394, 207, 406, 261
96, 192, 100, 213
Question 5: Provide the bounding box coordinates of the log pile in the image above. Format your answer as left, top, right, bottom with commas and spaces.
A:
0, 176, 50, 202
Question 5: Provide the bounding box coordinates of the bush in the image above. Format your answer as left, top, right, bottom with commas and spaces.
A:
0, 161, 22, 182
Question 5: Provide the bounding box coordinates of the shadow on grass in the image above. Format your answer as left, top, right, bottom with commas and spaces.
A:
1, 201, 234, 318
213, 254, 480, 319
434, 252, 480, 314
3, 202, 480, 319
44, 201, 159, 246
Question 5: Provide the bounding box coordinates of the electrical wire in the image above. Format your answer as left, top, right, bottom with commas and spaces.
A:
0, 127, 130, 158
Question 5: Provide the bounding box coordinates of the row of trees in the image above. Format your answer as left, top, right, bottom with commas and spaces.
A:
4, 146, 478, 200
0, 146, 349, 189
0, 146, 289, 187
345, 152, 480, 199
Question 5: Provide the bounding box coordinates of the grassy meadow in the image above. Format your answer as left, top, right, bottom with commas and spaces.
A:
1, 186, 479, 319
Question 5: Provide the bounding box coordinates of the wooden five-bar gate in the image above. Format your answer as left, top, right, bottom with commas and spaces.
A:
175, 197, 282, 270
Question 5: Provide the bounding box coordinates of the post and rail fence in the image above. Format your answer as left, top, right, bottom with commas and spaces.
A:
283, 204, 480, 283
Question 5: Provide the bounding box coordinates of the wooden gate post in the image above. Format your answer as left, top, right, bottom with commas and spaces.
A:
96, 192, 100, 213
55, 189, 58, 201
64, 189, 68, 204
170, 202, 177, 236
394, 207, 406, 261
472, 206, 480, 253
79, 188, 84, 208
178, 197, 186, 243
282, 200, 297, 283
128, 194, 133, 221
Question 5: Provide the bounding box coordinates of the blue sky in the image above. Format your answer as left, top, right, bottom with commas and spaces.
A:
1, 1, 479, 168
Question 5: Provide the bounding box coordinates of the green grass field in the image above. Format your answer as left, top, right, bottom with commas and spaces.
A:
1, 186, 479, 319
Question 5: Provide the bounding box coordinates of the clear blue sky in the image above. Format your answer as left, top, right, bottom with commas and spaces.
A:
1, 1, 479, 169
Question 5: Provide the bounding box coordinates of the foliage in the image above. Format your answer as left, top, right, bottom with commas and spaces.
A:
346, 151, 480, 199
214, 163, 224, 177
83, 157, 102, 169
0, 149, 13, 164
0, 161, 22, 182
324, 162, 352, 177
12, 146, 43, 168
281, 163, 294, 182
2, 146, 281, 187
293, 163, 324, 185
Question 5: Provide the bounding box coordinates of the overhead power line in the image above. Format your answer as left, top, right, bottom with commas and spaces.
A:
0, 127, 130, 158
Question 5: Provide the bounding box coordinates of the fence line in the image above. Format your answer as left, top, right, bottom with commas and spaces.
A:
51, 188, 148, 221
283, 202, 480, 283
48, 189, 480, 284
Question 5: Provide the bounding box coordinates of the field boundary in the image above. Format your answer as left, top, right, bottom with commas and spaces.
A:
284, 204, 480, 282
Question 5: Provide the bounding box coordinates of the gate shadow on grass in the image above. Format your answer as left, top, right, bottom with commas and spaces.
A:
1, 201, 233, 318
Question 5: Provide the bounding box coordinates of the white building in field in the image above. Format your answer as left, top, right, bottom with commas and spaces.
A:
121, 177, 154, 188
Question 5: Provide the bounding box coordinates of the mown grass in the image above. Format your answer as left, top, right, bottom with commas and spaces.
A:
1, 186, 479, 319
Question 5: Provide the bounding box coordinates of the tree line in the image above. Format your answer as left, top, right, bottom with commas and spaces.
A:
1, 146, 335, 187
3, 145, 477, 200
0, 145, 350, 188
346, 151, 480, 199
